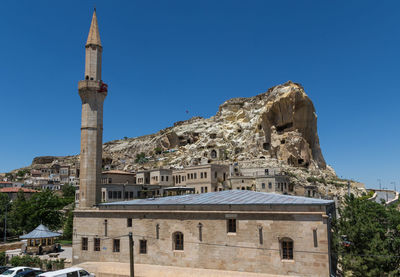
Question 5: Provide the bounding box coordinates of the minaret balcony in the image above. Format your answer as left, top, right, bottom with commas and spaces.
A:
78, 80, 108, 97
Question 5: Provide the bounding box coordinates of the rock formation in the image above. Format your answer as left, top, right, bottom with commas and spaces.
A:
14, 81, 365, 198
103, 81, 326, 171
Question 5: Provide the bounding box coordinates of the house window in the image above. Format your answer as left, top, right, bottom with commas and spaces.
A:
127, 218, 132, 227
113, 239, 120, 252
94, 238, 101, 251
201, 187, 204, 193
200, 172, 203, 178
262, 183, 266, 189
166, 176, 169, 181
108, 191, 112, 199
205, 187, 208, 193
108, 178, 112, 184
161, 176, 164, 181
156, 224, 160, 239
194, 173, 197, 179
81, 237, 88, 251
173, 232, 184, 251
281, 238, 294, 260
227, 219, 236, 233
313, 229, 318, 247
204, 172, 207, 178
140, 240, 147, 254
258, 226, 263, 244
215, 172, 217, 178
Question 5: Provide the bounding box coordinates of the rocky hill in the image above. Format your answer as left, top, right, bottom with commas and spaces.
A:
17, 81, 365, 198
103, 81, 325, 169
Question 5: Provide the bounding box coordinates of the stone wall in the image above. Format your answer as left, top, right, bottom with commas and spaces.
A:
73, 207, 332, 276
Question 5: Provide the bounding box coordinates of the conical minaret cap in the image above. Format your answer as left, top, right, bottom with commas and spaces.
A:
86, 9, 102, 47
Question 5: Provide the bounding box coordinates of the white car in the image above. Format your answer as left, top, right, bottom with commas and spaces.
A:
0, 267, 39, 277
38, 267, 94, 277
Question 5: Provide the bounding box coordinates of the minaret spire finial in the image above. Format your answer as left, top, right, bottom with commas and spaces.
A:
86, 8, 102, 47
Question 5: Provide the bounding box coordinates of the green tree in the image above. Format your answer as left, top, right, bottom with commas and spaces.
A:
135, 152, 147, 164
61, 183, 76, 198
0, 251, 6, 266
16, 190, 64, 233
62, 209, 74, 240
8, 191, 29, 236
332, 195, 400, 276
0, 193, 11, 239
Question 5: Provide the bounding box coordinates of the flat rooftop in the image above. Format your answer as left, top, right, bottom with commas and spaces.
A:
100, 190, 333, 206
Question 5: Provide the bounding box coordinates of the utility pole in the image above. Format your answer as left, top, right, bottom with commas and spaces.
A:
129, 232, 134, 277
378, 179, 382, 190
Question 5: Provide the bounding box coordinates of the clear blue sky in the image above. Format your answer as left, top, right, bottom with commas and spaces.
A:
0, 0, 399, 189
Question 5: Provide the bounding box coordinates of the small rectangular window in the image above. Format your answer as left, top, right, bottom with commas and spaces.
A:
127, 218, 132, 227
201, 187, 204, 193
205, 187, 208, 193
227, 219, 236, 233
161, 176, 164, 181
262, 183, 266, 189
140, 240, 147, 254
204, 172, 207, 178
313, 229, 318, 247
282, 240, 293, 259
94, 238, 101, 251
108, 191, 112, 199
200, 172, 203, 178
113, 239, 120, 252
81, 237, 88, 251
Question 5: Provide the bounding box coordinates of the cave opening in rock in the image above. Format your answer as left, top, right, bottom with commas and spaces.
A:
263, 142, 270, 150
276, 122, 293, 133
237, 129, 242, 133
210, 134, 217, 139
258, 124, 262, 130
298, 159, 304, 165
281, 139, 285, 144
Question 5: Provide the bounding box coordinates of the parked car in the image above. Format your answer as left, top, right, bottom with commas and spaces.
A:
0, 267, 11, 274
15, 269, 45, 277
0, 267, 40, 277
38, 268, 94, 277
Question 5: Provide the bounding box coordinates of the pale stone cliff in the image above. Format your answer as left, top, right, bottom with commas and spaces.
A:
16, 81, 364, 198
104, 81, 325, 170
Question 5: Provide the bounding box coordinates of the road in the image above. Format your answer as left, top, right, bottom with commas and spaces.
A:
375, 190, 396, 204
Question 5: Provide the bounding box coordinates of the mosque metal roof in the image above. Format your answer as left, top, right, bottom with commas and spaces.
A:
101, 190, 334, 206
20, 224, 61, 239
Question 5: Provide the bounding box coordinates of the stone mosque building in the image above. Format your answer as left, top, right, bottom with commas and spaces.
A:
73, 10, 336, 276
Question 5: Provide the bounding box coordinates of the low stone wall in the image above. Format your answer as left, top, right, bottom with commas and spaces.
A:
0, 241, 23, 253
77, 262, 291, 277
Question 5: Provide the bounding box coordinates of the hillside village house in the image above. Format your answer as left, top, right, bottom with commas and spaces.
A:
73, 190, 335, 276
0, 187, 38, 200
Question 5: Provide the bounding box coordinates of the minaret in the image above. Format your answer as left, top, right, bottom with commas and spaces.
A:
78, 9, 107, 208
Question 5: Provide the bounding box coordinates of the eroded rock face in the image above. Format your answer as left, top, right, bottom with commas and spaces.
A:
20, 81, 365, 199
101, 81, 326, 171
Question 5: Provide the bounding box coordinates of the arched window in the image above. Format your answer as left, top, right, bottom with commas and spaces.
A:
211, 150, 217, 159
173, 232, 184, 251
281, 238, 294, 260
